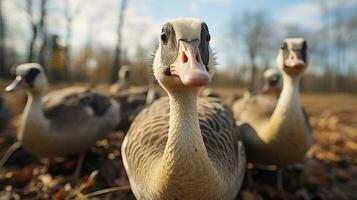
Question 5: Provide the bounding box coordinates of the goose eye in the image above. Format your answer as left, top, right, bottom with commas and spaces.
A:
280, 42, 287, 50
161, 32, 168, 44
206, 34, 211, 42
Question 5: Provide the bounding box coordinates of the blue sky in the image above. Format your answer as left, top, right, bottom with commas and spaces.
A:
128, 0, 322, 66
3, 0, 356, 68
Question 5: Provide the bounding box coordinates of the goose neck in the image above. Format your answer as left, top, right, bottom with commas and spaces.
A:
166, 90, 202, 150
19, 91, 49, 140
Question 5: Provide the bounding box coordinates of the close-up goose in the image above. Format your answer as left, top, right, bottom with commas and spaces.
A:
2, 63, 120, 178
232, 67, 281, 126
121, 18, 246, 200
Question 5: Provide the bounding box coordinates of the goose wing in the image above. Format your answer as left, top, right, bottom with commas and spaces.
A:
198, 97, 245, 173
42, 87, 115, 125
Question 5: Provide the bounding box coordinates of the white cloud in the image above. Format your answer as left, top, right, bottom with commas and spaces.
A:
275, 1, 322, 31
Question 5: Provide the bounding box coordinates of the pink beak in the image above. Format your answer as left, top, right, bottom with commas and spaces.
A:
284, 50, 305, 69
170, 40, 210, 87
5, 76, 27, 92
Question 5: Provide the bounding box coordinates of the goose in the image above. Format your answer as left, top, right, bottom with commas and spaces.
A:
114, 79, 161, 131
232, 67, 281, 127
238, 38, 313, 194
0, 94, 11, 130
2, 63, 120, 178
262, 67, 281, 95
200, 88, 221, 98
121, 18, 246, 200
110, 65, 131, 95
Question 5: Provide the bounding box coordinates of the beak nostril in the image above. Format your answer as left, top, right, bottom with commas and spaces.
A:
196, 53, 200, 63
182, 52, 188, 63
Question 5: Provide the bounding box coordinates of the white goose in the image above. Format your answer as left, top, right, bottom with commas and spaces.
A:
121, 18, 246, 200
239, 38, 313, 193
2, 63, 120, 177
239, 38, 312, 164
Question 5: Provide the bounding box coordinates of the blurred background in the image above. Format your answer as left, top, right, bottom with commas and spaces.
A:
0, 0, 356, 92
0, 0, 357, 199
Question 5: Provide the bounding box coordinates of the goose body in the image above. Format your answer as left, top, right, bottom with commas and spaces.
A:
122, 18, 246, 200
5, 64, 120, 158
239, 38, 312, 166
232, 68, 281, 130
114, 84, 160, 131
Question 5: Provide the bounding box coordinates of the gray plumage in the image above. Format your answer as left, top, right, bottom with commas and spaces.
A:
123, 96, 245, 199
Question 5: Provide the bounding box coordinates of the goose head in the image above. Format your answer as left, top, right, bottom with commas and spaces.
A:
153, 18, 215, 94
5, 63, 48, 94
119, 65, 131, 81
263, 68, 281, 93
277, 38, 308, 77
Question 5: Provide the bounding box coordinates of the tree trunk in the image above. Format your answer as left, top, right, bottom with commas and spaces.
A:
26, 0, 37, 63
0, 0, 6, 77
248, 50, 257, 94
62, 0, 71, 80
111, 0, 128, 83
38, 0, 47, 69
63, 19, 71, 80
28, 24, 38, 62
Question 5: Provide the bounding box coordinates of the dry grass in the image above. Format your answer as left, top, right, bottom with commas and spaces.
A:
0, 83, 356, 199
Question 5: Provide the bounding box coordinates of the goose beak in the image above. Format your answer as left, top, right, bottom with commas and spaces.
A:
169, 40, 210, 87
284, 50, 305, 69
5, 76, 27, 92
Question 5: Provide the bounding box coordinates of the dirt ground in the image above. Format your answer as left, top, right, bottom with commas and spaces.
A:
0, 85, 356, 200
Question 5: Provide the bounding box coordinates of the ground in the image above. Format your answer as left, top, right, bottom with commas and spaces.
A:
0, 85, 356, 200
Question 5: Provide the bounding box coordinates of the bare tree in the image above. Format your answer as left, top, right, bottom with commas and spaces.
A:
0, 0, 6, 77
111, 0, 128, 83
231, 11, 272, 93
25, 0, 39, 62
38, 0, 48, 68
63, 0, 86, 80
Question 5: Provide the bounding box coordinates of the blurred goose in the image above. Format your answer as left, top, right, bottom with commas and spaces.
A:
232, 67, 281, 126
122, 18, 246, 200
110, 65, 131, 95
2, 63, 120, 177
200, 88, 221, 98
0, 94, 11, 130
239, 38, 313, 194
262, 67, 281, 94
114, 79, 161, 131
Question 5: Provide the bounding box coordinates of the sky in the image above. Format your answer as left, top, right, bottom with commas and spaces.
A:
2, 0, 356, 67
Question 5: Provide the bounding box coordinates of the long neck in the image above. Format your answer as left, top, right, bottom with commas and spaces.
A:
166, 91, 205, 155
264, 74, 306, 140
18, 91, 49, 142
155, 89, 219, 195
